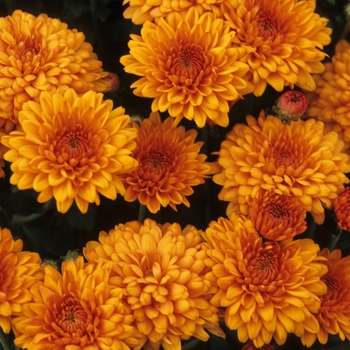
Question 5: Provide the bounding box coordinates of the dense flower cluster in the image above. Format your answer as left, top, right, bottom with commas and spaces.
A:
0, 3, 348, 350
213, 110, 350, 224
0, 10, 111, 131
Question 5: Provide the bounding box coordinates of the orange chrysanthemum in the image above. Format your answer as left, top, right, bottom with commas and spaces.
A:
202, 214, 327, 348
122, 0, 239, 24
122, 112, 215, 213
241, 341, 274, 350
0, 227, 42, 334
2, 88, 138, 214
12, 256, 140, 350
308, 40, 350, 142
120, 8, 253, 128
249, 189, 307, 241
301, 249, 350, 346
334, 187, 350, 231
0, 10, 111, 132
84, 218, 223, 350
213, 111, 350, 224
223, 0, 332, 96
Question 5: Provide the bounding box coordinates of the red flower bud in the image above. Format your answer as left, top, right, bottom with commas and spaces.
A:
273, 90, 308, 123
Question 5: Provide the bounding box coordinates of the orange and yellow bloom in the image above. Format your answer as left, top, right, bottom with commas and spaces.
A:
308, 39, 350, 143
249, 189, 307, 241
202, 214, 327, 347
334, 187, 350, 231
12, 256, 140, 350
301, 249, 350, 346
0, 10, 111, 131
122, 112, 215, 213
224, 0, 332, 96
84, 218, 223, 350
0, 228, 42, 334
120, 7, 253, 128
213, 111, 350, 224
2, 88, 138, 214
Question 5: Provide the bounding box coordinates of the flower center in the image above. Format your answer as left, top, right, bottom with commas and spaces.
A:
257, 12, 277, 39
142, 151, 171, 176
323, 276, 340, 300
266, 203, 288, 221
56, 130, 89, 161
167, 41, 213, 93
49, 295, 96, 340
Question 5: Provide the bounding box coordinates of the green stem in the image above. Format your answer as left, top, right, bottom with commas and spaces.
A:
182, 338, 200, 350
328, 227, 343, 251
0, 328, 10, 350
138, 204, 147, 223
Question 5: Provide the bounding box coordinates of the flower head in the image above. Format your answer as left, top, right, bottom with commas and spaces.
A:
308, 40, 350, 142
300, 249, 350, 346
120, 8, 253, 128
213, 111, 350, 224
122, 0, 239, 24
272, 90, 308, 123
202, 214, 327, 348
334, 187, 350, 231
224, 0, 332, 96
122, 112, 215, 213
84, 218, 223, 350
0, 10, 111, 132
12, 257, 140, 350
0, 228, 42, 334
249, 189, 307, 241
2, 88, 138, 214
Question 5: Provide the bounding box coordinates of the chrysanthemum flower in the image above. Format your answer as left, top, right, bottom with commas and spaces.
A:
0, 10, 111, 132
223, 0, 332, 96
0, 127, 8, 178
120, 8, 253, 128
202, 214, 327, 348
300, 249, 350, 346
249, 189, 307, 241
213, 110, 350, 224
2, 88, 138, 214
241, 341, 274, 350
122, 112, 216, 213
122, 0, 239, 24
0, 227, 42, 334
334, 187, 350, 231
308, 40, 350, 142
12, 256, 140, 350
84, 218, 223, 350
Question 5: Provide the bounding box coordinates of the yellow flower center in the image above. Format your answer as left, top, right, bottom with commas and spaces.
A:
257, 11, 278, 39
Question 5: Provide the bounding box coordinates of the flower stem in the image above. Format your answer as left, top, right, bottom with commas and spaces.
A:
0, 329, 10, 350
328, 227, 343, 251
182, 338, 200, 350
138, 204, 147, 223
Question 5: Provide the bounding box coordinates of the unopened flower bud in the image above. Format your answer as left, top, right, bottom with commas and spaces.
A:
273, 90, 308, 123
